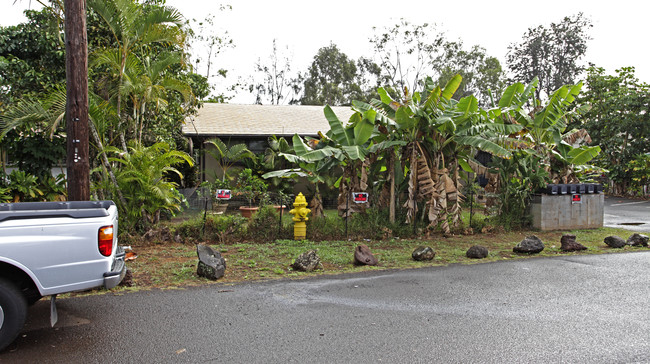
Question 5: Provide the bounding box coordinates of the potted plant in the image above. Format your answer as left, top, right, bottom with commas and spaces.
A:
212, 179, 232, 214
200, 179, 231, 214
235, 168, 268, 218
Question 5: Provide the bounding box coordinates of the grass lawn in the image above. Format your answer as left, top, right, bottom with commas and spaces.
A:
97, 224, 649, 296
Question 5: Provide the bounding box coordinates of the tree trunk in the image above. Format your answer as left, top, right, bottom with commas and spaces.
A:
89, 121, 127, 208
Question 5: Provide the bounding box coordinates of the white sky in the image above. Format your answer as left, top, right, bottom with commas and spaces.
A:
4, 0, 649, 103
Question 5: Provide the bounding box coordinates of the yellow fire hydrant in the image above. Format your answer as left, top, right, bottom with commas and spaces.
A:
289, 192, 311, 240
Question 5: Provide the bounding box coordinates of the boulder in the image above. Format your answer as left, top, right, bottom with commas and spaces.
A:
174, 234, 184, 244
513, 235, 545, 254
291, 250, 322, 272
196, 244, 226, 280
626, 233, 649, 247
354, 244, 378, 266
466, 245, 489, 259
560, 234, 587, 252
604, 235, 626, 249
412, 246, 435, 261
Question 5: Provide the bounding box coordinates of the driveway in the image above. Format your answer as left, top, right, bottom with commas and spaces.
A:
2, 252, 649, 363
604, 195, 650, 232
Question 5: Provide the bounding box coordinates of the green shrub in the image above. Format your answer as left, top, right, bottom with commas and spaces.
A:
246, 205, 291, 242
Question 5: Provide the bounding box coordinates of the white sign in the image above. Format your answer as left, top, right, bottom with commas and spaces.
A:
353, 192, 368, 204
216, 189, 231, 200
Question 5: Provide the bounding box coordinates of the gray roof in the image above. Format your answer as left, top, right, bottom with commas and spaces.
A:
182, 103, 356, 137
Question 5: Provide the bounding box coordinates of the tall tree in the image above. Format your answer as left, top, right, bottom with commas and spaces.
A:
248, 39, 297, 105
369, 19, 446, 99
507, 13, 591, 99
574, 66, 650, 194
433, 42, 505, 104
300, 43, 380, 106
88, 0, 185, 150
186, 9, 234, 101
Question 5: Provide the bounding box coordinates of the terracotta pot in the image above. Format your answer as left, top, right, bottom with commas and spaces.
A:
239, 206, 259, 218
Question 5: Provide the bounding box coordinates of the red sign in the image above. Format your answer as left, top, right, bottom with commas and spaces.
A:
216, 189, 231, 200
572, 194, 582, 203
353, 192, 368, 203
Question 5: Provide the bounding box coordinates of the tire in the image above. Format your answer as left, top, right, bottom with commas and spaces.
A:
0, 279, 27, 352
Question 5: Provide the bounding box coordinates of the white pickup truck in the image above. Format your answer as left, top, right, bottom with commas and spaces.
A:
0, 200, 126, 351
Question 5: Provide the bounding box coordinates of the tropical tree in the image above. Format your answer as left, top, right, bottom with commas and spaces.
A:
262, 134, 342, 217
353, 75, 517, 233
203, 137, 254, 185
105, 141, 193, 230
573, 66, 650, 194
88, 0, 185, 150
120, 52, 194, 143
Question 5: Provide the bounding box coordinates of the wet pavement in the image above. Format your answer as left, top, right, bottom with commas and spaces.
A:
603, 196, 650, 232
2, 251, 649, 363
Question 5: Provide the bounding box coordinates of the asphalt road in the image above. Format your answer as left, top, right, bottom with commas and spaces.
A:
2, 251, 649, 363
603, 196, 650, 232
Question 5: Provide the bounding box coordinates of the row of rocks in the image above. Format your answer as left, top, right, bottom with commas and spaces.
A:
512, 234, 588, 254
604, 233, 649, 248
196, 232, 650, 279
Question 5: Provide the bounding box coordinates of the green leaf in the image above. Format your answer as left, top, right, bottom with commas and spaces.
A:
458, 158, 473, 173
567, 145, 601, 165
262, 169, 308, 179
441, 74, 462, 100
354, 117, 374, 145
377, 87, 394, 106
498, 83, 525, 108
456, 136, 512, 159
324, 105, 351, 146
457, 95, 479, 115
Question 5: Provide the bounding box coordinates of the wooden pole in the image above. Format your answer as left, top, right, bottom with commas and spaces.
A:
64, 0, 90, 201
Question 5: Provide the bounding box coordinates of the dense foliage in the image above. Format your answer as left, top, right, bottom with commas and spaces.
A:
507, 13, 591, 99
573, 67, 650, 195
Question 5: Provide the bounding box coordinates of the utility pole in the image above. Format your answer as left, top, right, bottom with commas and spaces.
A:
64, 0, 90, 201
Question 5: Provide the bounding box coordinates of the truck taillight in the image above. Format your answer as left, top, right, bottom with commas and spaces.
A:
98, 225, 114, 256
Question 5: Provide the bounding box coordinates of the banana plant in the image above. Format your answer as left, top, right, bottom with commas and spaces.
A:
262, 134, 340, 217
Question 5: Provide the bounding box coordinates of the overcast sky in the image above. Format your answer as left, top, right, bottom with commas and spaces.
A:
4, 1, 649, 103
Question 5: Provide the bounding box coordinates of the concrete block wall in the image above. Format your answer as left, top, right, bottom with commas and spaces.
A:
531, 193, 604, 231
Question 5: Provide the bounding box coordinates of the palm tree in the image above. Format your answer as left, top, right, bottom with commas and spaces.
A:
203, 137, 254, 185
107, 141, 193, 230
88, 0, 185, 150
121, 52, 194, 143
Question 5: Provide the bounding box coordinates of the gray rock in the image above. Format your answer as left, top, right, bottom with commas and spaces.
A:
291, 250, 322, 272
604, 235, 626, 249
513, 235, 545, 254
626, 233, 649, 247
466, 245, 489, 259
196, 244, 226, 280
560, 234, 587, 252
354, 244, 378, 266
174, 234, 184, 244
412, 246, 435, 261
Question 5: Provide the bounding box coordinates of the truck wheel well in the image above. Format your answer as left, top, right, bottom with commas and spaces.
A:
0, 262, 41, 304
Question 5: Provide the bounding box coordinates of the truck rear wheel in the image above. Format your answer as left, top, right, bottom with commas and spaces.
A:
0, 278, 27, 352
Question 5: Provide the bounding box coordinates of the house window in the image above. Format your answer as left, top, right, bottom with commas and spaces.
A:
247, 140, 266, 154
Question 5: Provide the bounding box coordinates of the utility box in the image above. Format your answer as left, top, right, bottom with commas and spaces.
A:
531, 184, 604, 231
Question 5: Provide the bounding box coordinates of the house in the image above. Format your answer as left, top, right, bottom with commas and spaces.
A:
182, 103, 355, 181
